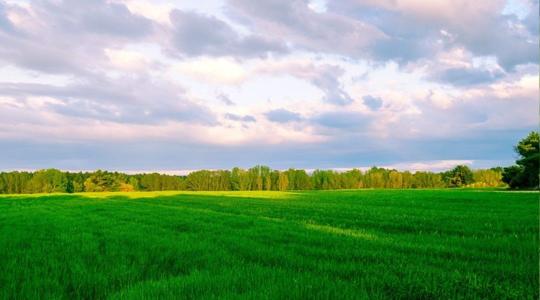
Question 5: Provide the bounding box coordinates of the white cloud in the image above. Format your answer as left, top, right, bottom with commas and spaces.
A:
172, 57, 248, 85
383, 160, 474, 172
120, 0, 176, 24
105, 48, 149, 71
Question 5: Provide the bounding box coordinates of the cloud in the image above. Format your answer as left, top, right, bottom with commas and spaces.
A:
224, 113, 256, 122
173, 58, 248, 84
217, 93, 236, 106
0, 2, 14, 33
42, 0, 153, 38
256, 61, 353, 105
227, 0, 384, 58
327, 0, 538, 69
169, 9, 287, 58
386, 74, 539, 141
265, 108, 303, 123
310, 66, 353, 105
0, 76, 218, 126
523, 1, 539, 34
104, 48, 149, 71
430, 67, 505, 86
362, 95, 383, 110
0, 0, 155, 75
382, 160, 474, 172
457, 16, 538, 70
311, 111, 371, 129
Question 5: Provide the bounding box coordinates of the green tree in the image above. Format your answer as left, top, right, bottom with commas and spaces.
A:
228, 168, 250, 190
264, 174, 272, 191
278, 171, 289, 191
312, 170, 337, 190
502, 131, 539, 189
472, 169, 503, 187
340, 169, 362, 189
0, 174, 6, 193
69, 172, 87, 192
27, 169, 69, 193
502, 166, 525, 189
84, 171, 121, 192
248, 166, 270, 191
364, 167, 385, 188
388, 171, 403, 188
291, 169, 311, 190
443, 165, 473, 187
128, 177, 140, 191
401, 171, 413, 188
230, 168, 241, 191
186, 170, 211, 191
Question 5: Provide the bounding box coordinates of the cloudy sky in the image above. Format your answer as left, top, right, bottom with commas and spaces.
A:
0, 0, 537, 173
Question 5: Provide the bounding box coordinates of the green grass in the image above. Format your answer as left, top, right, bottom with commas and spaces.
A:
0, 189, 537, 299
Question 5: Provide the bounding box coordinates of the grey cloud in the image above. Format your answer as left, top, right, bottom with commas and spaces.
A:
330, 5, 439, 62
169, 9, 287, 57
36, 0, 153, 38
45, 98, 217, 126
523, 1, 539, 35
265, 108, 302, 123
228, 0, 536, 71
327, 1, 538, 70
456, 16, 538, 70
311, 111, 370, 129
362, 95, 383, 110
269, 63, 353, 106
402, 88, 538, 137
225, 113, 256, 122
227, 0, 384, 58
431, 67, 505, 86
217, 93, 236, 106
425, 104, 489, 125
372, 37, 439, 63
0, 2, 14, 33
0, 35, 94, 74
369, 80, 538, 150
0, 0, 154, 75
0, 77, 218, 126
310, 66, 353, 105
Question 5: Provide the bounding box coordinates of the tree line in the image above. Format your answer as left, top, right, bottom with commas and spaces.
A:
0, 165, 504, 194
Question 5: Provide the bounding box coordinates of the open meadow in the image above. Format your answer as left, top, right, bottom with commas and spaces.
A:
0, 189, 537, 299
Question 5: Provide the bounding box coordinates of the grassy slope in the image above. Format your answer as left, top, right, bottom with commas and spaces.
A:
0, 190, 537, 299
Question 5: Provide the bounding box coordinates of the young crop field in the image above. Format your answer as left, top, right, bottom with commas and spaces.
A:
0, 189, 537, 299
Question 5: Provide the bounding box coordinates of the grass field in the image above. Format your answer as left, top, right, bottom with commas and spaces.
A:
0, 189, 537, 299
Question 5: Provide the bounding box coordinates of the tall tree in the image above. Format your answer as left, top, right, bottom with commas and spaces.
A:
502, 131, 539, 189
84, 171, 121, 192
442, 165, 473, 187
278, 172, 289, 191
388, 171, 403, 188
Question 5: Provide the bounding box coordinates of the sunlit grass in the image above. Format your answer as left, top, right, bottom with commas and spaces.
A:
304, 222, 378, 240
1, 190, 301, 200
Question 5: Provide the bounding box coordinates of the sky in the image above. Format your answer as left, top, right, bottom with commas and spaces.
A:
0, 0, 538, 173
